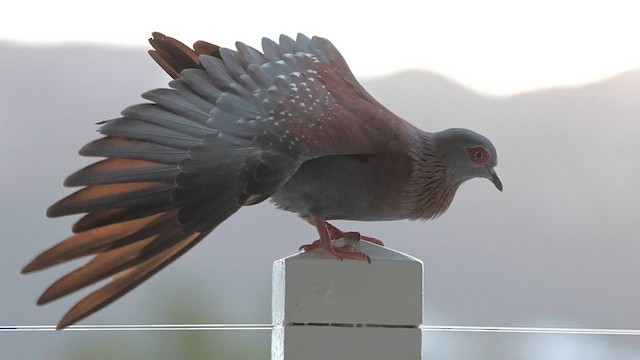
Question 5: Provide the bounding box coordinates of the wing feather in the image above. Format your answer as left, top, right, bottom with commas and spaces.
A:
26, 31, 412, 329
64, 159, 179, 186
55, 231, 207, 330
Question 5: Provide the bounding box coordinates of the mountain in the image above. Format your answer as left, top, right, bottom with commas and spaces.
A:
1, 42, 638, 359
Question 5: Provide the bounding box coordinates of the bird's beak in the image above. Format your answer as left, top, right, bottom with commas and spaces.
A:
487, 167, 503, 192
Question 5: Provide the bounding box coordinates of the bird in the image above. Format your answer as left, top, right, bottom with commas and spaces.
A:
22, 32, 502, 329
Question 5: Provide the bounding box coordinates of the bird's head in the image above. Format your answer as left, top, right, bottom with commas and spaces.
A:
434, 128, 502, 191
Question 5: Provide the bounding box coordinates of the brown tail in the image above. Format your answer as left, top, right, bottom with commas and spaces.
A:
22, 33, 243, 329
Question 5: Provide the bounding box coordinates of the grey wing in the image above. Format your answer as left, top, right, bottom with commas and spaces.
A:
224, 34, 412, 157
22, 33, 406, 329
23, 99, 295, 329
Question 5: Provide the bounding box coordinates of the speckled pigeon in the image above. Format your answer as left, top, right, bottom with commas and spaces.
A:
23, 33, 502, 329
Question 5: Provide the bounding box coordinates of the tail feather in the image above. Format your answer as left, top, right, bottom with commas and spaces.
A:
55, 230, 207, 330
177, 195, 239, 231
120, 104, 214, 134
148, 32, 221, 80
37, 226, 186, 305
22, 212, 171, 272
180, 69, 223, 103
99, 118, 202, 149
64, 159, 179, 187
148, 32, 201, 79
193, 40, 221, 58
71, 204, 177, 233
80, 137, 187, 164
199, 56, 236, 91
37, 234, 162, 305
141, 89, 213, 124
47, 182, 175, 217
235, 42, 266, 67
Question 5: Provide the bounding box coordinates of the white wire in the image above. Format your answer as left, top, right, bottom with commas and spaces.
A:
1, 324, 639, 335
0, 324, 271, 332
420, 325, 640, 336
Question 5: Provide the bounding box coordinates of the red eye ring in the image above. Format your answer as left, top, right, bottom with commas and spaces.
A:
467, 147, 490, 166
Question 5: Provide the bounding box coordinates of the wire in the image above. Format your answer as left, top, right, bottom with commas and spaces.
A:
0, 324, 271, 332
1, 324, 639, 335
420, 325, 640, 336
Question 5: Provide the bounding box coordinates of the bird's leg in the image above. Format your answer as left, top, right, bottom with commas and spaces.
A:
324, 222, 385, 246
299, 218, 371, 262
298, 220, 384, 248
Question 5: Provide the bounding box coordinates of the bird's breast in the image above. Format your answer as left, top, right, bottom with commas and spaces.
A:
271, 152, 413, 221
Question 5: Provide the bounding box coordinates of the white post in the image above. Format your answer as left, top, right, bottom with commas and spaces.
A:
271, 238, 423, 360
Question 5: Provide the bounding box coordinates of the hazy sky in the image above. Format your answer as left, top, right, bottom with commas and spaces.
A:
5, 0, 640, 95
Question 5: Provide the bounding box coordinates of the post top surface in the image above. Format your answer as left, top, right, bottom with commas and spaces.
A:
278, 238, 423, 264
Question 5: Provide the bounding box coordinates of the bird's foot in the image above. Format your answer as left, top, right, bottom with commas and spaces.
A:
358, 234, 385, 246
325, 222, 384, 246
299, 239, 371, 263
299, 219, 382, 263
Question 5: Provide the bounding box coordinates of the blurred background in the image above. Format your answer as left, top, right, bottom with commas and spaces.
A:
1, 0, 639, 359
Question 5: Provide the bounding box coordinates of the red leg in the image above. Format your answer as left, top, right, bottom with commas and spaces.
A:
325, 222, 385, 246
299, 218, 371, 262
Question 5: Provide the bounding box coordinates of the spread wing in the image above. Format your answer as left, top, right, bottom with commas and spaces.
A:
23, 33, 409, 329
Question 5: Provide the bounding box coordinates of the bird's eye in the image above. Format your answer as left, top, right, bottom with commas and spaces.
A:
467, 147, 490, 166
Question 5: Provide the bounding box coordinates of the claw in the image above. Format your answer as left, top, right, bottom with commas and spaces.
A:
327, 224, 384, 246
298, 218, 380, 263
361, 235, 384, 246
299, 239, 321, 251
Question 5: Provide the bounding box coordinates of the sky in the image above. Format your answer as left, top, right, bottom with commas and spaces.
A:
4, 0, 640, 95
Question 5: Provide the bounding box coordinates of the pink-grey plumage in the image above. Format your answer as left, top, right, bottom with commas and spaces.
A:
22, 32, 502, 329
